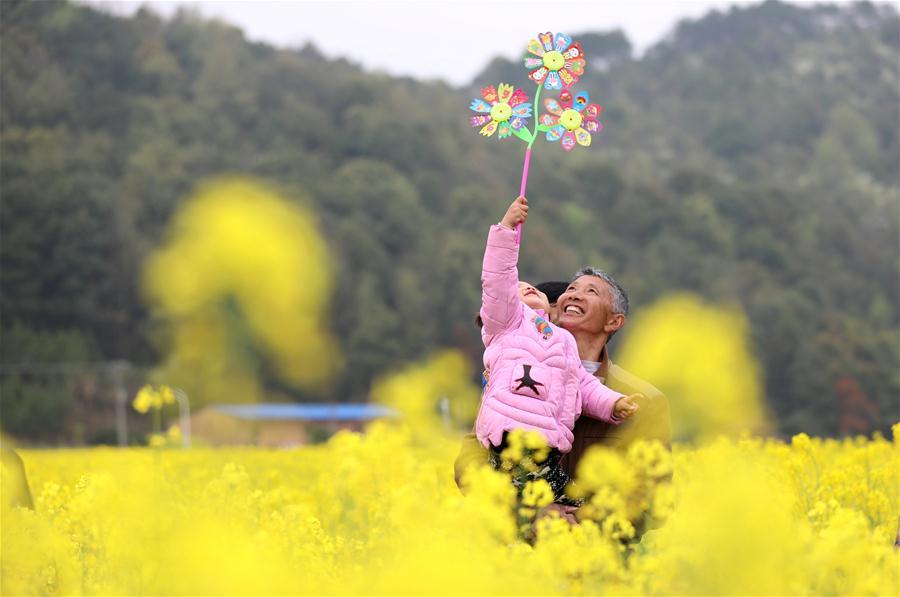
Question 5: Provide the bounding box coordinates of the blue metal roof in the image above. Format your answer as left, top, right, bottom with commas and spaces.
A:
209, 403, 398, 422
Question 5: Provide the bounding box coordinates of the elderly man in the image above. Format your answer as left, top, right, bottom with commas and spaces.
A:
454, 267, 671, 488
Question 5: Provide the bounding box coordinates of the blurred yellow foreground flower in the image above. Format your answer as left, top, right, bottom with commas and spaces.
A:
370, 350, 480, 440
142, 177, 340, 404
618, 293, 768, 440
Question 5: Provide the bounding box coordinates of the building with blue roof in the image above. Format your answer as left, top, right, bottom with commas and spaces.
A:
191, 402, 398, 447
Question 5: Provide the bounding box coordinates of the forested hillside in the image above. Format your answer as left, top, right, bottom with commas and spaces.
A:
1, 0, 897, 440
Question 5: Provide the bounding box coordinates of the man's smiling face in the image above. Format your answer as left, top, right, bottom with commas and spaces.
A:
556, 275, 614, 335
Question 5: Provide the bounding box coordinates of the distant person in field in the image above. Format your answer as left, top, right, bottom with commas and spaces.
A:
472, 196, 640, 505
457, 205, 671, 519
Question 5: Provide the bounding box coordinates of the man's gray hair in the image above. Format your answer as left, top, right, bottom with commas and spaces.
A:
572, 267, 629, 315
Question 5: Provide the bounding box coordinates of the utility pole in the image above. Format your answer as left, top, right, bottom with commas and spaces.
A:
110, 360, 131, 447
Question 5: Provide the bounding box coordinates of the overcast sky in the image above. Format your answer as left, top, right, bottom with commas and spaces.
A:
90, 0, 764, 85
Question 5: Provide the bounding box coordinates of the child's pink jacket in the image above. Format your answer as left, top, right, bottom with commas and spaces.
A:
475, 224, 624, 453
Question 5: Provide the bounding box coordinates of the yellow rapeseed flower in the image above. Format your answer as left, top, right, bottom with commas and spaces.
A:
521, 480, 554, 508
160, 385, 176, 405
167, 424, 182, 443
132, 385, 154, 414
617, 293, 769, 440
4, 361, 898, 595
142, 177, 341, 405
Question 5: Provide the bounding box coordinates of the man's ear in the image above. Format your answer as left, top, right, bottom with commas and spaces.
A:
604, 313, 626, 334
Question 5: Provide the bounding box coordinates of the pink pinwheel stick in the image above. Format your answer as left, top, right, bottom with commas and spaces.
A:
515, 82, 543, 244
516, 147, 532, 243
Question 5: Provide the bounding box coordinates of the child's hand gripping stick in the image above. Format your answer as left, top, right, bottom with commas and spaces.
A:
500, 196, 529, 230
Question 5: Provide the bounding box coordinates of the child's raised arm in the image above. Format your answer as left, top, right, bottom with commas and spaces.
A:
480, 196, 529, 339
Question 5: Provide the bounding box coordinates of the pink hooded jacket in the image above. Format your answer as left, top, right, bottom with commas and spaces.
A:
475, 224, 624, 453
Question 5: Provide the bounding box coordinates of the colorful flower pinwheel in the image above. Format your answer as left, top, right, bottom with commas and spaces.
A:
469, 83, 532, 139
541, 89, 602, 152
523, 32, 585, 90
466, 31, 601, 242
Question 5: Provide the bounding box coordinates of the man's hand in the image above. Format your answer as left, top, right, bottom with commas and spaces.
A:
500, 196, 528, 229
613, 393, 641, 421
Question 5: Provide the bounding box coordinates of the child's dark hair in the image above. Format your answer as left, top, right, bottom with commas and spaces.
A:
475, 313, 483, 328
535, 281, 569, 305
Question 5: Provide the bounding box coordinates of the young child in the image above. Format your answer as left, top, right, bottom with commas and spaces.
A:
476, 196, 639, 504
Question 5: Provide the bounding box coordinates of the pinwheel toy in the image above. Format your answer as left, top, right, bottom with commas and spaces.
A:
541, 89, 602, 152
468, 32, 601, 241
469, 83, 532, 140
